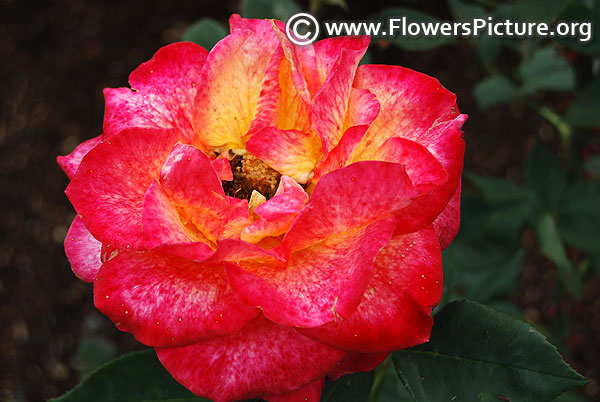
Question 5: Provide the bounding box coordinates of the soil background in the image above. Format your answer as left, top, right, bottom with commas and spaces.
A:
1, 0, 598, 401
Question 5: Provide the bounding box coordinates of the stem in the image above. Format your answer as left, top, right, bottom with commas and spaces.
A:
523, 100, 573, 149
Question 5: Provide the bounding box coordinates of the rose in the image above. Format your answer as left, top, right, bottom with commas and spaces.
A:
58, 15, 466, 402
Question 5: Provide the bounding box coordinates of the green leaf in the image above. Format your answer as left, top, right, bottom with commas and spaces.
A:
556, 4, 600, 55
478, 4, 516, 64
74, 337, 118, 378
594, 254, 600, 277
443, 245, 524, 306
322, 370, 374, 402
447, 0, 486, 22
441, 177, 533, 306
376, 8, 456, 51
448, 1, 515, 64
535, 212, 585, 298
321, 0, 348, 10
524, 144, 566, 212
565, 79, 600, 128
182, 18, 228, 50
513, 0, 570, 23
554, 390, 591, 402
310, 0, 348, 14
51, 349, 208, 402
585, 156, 600, 178
373, 362, 413, 402
444, 176, 533, 274
558, 180, 600, 253
473, 75, 518, 109
443, 195, 519, 271
444, 195, 523, 269
462, 249, 524, 303
518, 47, 575, 94
393, 300, 587, 402
483, 300, 523, 319
466, 173, 532, 205
535, 213, 574, 273
476, 35, 504, 65
241, 0, 301, 21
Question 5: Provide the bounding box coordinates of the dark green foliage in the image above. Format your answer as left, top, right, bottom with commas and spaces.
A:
393, 301, 588, 402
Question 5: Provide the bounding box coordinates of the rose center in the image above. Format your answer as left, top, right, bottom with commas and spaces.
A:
222, 152, 281, 200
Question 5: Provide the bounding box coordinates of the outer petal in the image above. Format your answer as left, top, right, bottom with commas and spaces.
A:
226, 215, 396, 327
263, 379, 324, 402
141, 180, 215, 261
243, 27, 313, 134
159, 144, 250, 242
312, 89, 379, 182
94, 251, 258, 347
313, 37, 370, 87
193, 26, 281, 149
276, 49, 313, 132
142, 180, 197, 248
433, 180, 461, 250
270, 22, 312, 104
65, 127, 181, 250
229, 14, 285, 36
382, 116, 466, 235
246, 46, 286, 135
210, 238, 285, 263
241, 176, 309, 243
246, 127, 321, 184
229, 17, 292, 136
103, 42, 208, 141
328, 352, 389, 381
57, 135, 103, 180
352, 64, 460, 161
343, 88, 380, 130
155, 315, 345, 402
370, 136, 448, 188
312, 37, 370, 157
299, 227, 443, 352
312, 125, 368, 183
294, 37, 370, 97
64, 216, 102, 282
283, 161, 431, 252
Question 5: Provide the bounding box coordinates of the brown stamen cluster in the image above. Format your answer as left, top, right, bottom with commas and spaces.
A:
222, 152, 281, 200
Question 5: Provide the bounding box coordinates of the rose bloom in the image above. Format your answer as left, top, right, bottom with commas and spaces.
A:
58, 15, 466, 402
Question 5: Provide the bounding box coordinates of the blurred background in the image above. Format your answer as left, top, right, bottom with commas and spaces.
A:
1, 0, 599, 400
